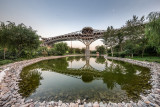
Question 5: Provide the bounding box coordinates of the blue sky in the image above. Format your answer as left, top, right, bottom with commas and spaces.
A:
0, 0, 160, 50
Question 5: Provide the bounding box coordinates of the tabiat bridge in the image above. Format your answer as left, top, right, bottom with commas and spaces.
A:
41, 27, 106, 56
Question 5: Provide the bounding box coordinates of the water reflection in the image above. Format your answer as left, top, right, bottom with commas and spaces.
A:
18, 70, 43, 97
18, 56, 151, 103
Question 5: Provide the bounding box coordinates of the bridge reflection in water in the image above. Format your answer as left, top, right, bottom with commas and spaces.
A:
18, 56, 151, 103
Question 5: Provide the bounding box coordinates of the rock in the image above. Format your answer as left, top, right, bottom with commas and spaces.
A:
93, 102, 99, 107
49, 101, 54, 105
77, 99, 80, 103
70, 103, 77, 107
79, 105, 84, 107
29, 103, 34, 107
87, 102, 92, 107
34, 103, 40, 107
61, 103, 67, 107
84, 103, 88, 107
15, 103, 21, 107
1, 93, 10, 100
99, 102, 105, 107
58, 100, 62, 106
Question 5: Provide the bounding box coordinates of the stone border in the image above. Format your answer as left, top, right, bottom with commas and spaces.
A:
0, 55, 159, 107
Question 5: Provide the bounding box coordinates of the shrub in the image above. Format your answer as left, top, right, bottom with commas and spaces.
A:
119, 51, 126, 58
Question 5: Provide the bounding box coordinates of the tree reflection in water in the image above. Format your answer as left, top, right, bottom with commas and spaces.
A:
18, 70, 43, 98
19, 56, 151, 102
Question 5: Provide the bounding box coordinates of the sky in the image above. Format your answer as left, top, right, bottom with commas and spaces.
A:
0, 0, 160, 50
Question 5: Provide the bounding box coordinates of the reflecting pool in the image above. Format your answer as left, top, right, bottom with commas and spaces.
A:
18, 56, 151, 103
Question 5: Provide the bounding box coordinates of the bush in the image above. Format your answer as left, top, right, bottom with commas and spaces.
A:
108, 53, 112, 56
91, 50, 96, 54
119, 51, 126, 58
113, 52, 119, 57
108, 51, 126, 58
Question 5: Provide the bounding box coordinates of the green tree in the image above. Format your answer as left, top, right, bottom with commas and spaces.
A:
0, 22, 11, 59
68, 47, 74, 54
53, 42, 69, 55
81, 48, 85, 54
96, 45, 105, 55
75, 48, 81, 54
96, 56, 106, 64
0, 21, 40, 58
11, 23, 40, 57
115, 27, 126, 52
103, 26, 117, 56
124, 40, 140, 57
146, 12, 160, 54
125, 15, 146, 57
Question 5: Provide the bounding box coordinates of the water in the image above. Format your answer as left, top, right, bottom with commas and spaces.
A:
18, 56, 151, 103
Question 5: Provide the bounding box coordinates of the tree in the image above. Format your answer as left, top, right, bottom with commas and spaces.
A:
53, 42, 69, 55
124, 40, 140, 57
96, 45, 105, 55
11, 23, 40, 57
75, 48, 81, 54
0, 22, 11, 59
0, 21, 40, 58
115, 27, 126, 52
146, 12, 160, 54
103, 26, 117, 56
68, 47, 74, 54
81, 48, 85, 54
125, 15, 146, 57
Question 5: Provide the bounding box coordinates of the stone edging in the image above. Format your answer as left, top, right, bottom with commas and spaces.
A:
0, 55, 160, 107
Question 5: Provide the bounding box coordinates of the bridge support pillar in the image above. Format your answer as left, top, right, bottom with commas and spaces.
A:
85, 44, 90, 56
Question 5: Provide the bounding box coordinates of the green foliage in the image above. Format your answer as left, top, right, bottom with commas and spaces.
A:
103, 26, 117, 56
81, 48, 85, 54
103, 14, 151, 58
18, 70, 43, 97
96, 56, 106, 64
68, 47, 74, 54
0, 60, 14, 65
90, 50, 96, 54
96, 45, 105, 54
53, 42, 69, 55
119, 51, 126, 58
0, 21, 40, 58
75, 48, 81, 54
145, 12, 160, 54
129, 56, 160, 63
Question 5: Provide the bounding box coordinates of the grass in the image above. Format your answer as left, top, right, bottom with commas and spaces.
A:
129, 56, 160, 63
0, 60, 14, 66
0, 58, 33, 66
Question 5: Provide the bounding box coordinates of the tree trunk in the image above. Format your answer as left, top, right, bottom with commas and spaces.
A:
131, 53, 133, 58
17, 49, 23, 58
111, 46, 113, 57
142, 49, 145, 58
119, 44, 123, 52
3, 48, 6, 60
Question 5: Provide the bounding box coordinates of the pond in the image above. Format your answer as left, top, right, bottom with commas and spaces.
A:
18, 56, 151, 103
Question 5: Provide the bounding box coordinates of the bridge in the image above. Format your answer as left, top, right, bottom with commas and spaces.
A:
41, 27, 106, 56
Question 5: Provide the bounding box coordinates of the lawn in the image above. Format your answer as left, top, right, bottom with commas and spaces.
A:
0, 60, 14, 66
129, 56, 160, 63
0, 58, 29, 66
